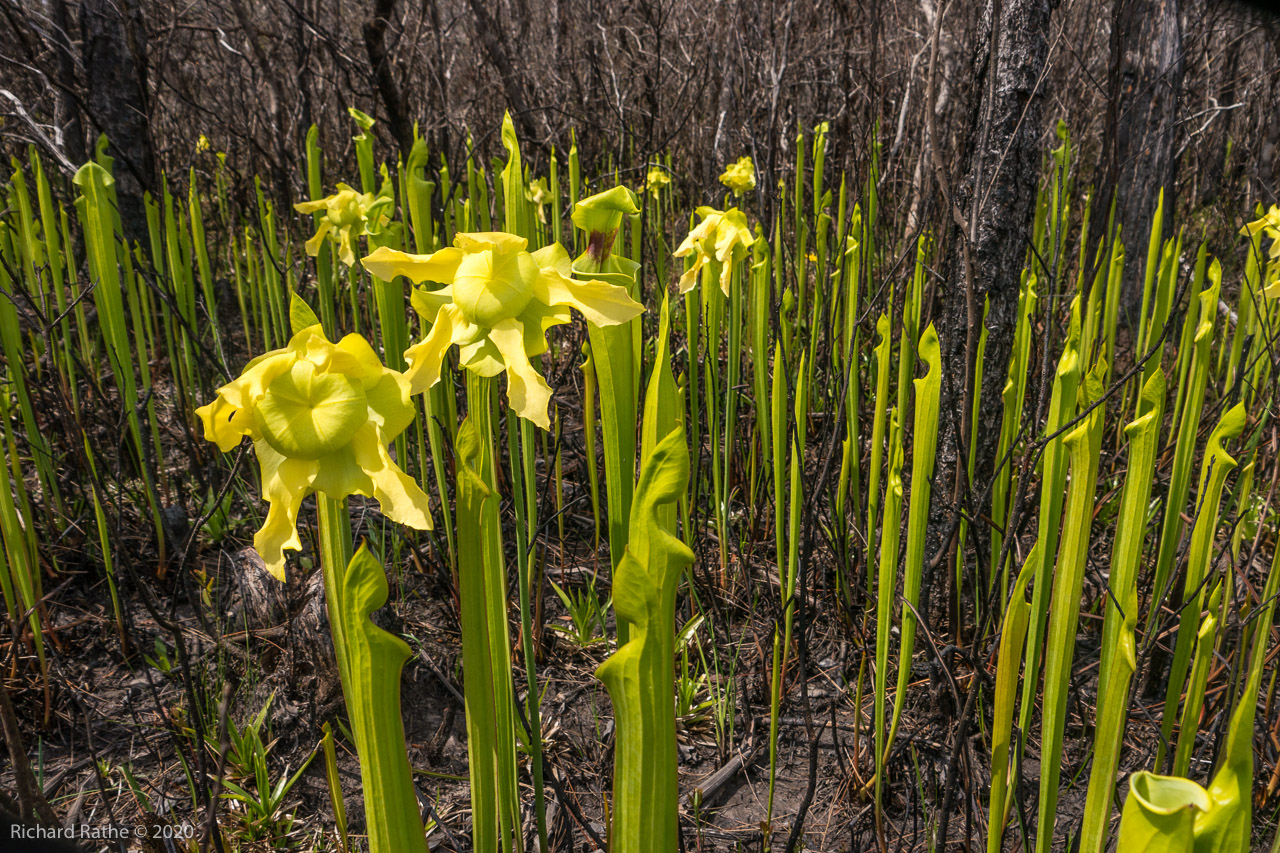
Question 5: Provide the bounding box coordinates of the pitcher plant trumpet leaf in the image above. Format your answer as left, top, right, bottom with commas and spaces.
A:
572, 185, 640, 268
596, 294, 690, 853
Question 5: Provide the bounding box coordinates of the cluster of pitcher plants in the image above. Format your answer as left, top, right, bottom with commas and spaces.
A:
0, 107, 1278, 853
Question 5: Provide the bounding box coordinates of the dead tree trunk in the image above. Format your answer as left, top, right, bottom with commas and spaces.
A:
466, 0, 540, 144
363, 0, 414, 161
1110, 0, 1183, 309
927, 0, 1052, 840
962, 0, 1053, 478
228, 0, 294, 205
81, 0, 155, 246
927, 0, 1051, 633
49, 0, 86, 165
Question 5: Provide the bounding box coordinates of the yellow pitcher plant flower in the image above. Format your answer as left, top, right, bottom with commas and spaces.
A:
674, 206, 755, 295
196, 309, 431, 579
526, 177, 551, 224
1240, 204, 1280, 259
295, 183, 392, 267
644, 166, 671, 198
362, 231, 643, 430
719, 155, 756, 195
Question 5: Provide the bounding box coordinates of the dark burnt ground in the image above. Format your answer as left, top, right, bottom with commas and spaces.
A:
5, 459, 1280, 852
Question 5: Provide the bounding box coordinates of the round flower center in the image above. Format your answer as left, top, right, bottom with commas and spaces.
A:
254, 358, 367, 459
451, 248, 538, 328
330, 191, 365, 228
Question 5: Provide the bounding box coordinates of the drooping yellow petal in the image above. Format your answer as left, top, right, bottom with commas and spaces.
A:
294, 198, 329, 215
675, 213, 723, 266
403, 303, 468, 394
714, 210, 754, 264
351, 428, 433, 531
361, 245, 464, 285
199, 351, 296, 448
337, 229, 356, 267
410, 286, 454, 326
196, 395, 250, 452
304, 220, 333, 257
677, 258, 703, 294
489, 318, 553, 430
217, 351, 294, 411
458, 336, 506, 378
534, 269, 643, 327
716, 262, 733, 296
517, 300, 571, 358
253, 443, 319, 580
330, 332, 387, 387
673, 222, 709, 258
285, 323, 327, 356
362, 371, 415, 442
296, 325, 341, 363
310, 442, 372, 498
530, 242, 574, 277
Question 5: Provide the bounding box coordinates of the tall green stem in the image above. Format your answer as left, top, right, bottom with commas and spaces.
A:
505, 409, 549, 852
457, 375, 521, 853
